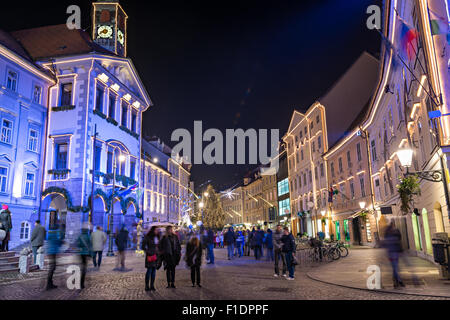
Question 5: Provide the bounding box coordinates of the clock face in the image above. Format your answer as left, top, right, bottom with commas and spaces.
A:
117, 30, 124, 45
97, 25, 113, 39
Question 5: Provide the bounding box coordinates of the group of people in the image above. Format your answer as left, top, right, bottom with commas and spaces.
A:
221, 225, 297, 279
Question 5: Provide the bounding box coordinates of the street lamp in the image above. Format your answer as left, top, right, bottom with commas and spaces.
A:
397, 148, 443, 182
204, 192, 209, 197
359, 201, 366, 210
321, 210, 326, 216
107, 147, 126, 257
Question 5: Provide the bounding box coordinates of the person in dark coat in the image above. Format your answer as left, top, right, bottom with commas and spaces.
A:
46, 223, 63, 290
254, 226, 264, 260
114, 226, 129, 271
0, 205, 12, 252
76, 225, 92, 289
383, 222, 404, 288
206, 228, 215, 264
185, 236, 203, 287
30, 220, 46, 264
224, 227, 236, 260
142, 226, 160, 291
159, 225, 181, 288
265, 229, 274, 261
281, 227, 296, 280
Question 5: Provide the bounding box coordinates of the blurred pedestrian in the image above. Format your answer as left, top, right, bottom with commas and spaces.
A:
215, 233, 220, 248
254, 226, 264, 260
30, 220, 46, 264
236, 230, 244, 257
224, 227, 236, 260
76, 224, 92, 289
159, 226, 181, 288
265, 229, 274, 261
273, 225, 287, 277
185, 236, 203, 287
219, 232, 224, 248
46, 222, 63, 290
91, 226, 107, 268
114, 226, 129, 271
136, 220, 143, 250
142, 226, 160, 291
383, 222, 405, 288
0, 204, 12, 252
281, 227, 296, 280
206, 228, 215, 264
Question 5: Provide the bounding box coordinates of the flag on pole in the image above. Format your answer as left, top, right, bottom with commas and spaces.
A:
397, 17, 418, 61
429, 9, 449, 35
118, 182, 138, 198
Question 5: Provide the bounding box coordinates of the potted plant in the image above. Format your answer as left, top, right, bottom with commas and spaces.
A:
396, 175, 421, 215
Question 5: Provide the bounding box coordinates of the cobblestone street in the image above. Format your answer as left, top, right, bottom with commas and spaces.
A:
1, 248, 449, 300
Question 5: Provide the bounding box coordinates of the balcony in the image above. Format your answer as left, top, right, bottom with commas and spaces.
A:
48, 169, 71, 180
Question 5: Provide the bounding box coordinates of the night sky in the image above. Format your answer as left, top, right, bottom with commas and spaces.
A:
1, 0, 382, 191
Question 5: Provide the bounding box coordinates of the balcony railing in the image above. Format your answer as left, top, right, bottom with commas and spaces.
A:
48, 169, 71, 180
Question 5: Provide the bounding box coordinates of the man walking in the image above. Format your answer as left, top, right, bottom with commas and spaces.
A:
46, 223, 63, 290
206, 228, 215, 264
254, 226, 264, 260
114, 226, 129, 271
30, 220, 46, 264
281, 227, 296, 280
273, 225, 287, 277
225, 227, 236, 260
91, 226, 107, 268
76, 224, 92, 289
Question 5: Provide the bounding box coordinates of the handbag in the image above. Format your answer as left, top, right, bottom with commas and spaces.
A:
147, 254, 157, 263
0, 229, 5, 241
292, 253, 299, 265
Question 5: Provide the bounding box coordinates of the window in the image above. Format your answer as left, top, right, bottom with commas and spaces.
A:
20, 222, 30, 240
107, 151, 113, 174
316, 115, 320, 123
295, 152, 299, 163
120, 159, 125, 176
304, 126, 307, 135
346, 151, 351, 168
314, 166, 318, 180
33, 85, 42, 104
131, 110, 137, 133
360, 176, 366, 197
121, 101, 128, 126
60, 83, 73, 106
55, 143, 68, 169
370, 140, 377, 161
277, 178, 289, 196
301, 149, 304, 161
108, 94, 116, 118
318, 136, 322, 150
303, 173, 307, 186
279, 198, 290, 216
24, 172, 35, 196
310, 121, 314, 130
6, 70, 18, 91
94, 145, 102, 172
1, 119, 13, 144
95, 85, 104, 112
0, 166, 8, 192
350, 181, 355, 199
356, 143, 362, 162
308, 170, 312, 183
299, 131, 303, 139
312, 142, 315, 153
28, 129, 38, 152
338, 157, 343, 173
130, 159, 136, 179
331, 163, 335, 177
320, 163, 324, 177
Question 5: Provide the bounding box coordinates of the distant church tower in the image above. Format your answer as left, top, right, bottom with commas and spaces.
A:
92, 0, 128, 57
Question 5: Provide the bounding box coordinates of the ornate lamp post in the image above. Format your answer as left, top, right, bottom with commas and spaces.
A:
397, 148, 444, 182
106, 148, 126, 257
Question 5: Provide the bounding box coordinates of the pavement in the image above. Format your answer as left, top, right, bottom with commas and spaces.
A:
0, 247, 449, 300
306, 246, 450, 298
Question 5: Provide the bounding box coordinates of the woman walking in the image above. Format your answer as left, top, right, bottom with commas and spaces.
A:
142, 226, 161, 291
185, 236, 203, 287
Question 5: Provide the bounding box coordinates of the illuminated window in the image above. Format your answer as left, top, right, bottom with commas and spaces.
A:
24, 172, 35, 197
277, 178, 289, 196
60, 83, 73, 106
1, 119, 13, 144
33, 85, 42, 104
0, 166, 8, 192
6, 70, 18, 91
28, 129, 39, 152
108, 94, 116, 118
20, 221, 30, 240
278, 198, 290, 216
95, 85, 104, 112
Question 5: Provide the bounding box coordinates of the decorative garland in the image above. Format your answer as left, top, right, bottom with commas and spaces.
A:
106, 117, 118, 126
95, 171, 137, 188
93, 108, 107, 119
52, 105, 75, 112
119, 125, 139, 140
41, 186, 89, 213
48, 169, 71, 175
124, 196, 141, 218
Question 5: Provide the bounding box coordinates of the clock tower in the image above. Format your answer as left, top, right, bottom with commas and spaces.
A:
92, 0, 128, 57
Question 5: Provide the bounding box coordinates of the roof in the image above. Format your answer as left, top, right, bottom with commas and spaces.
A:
319, 52, 379, 147
0, 29, 32, 62
11, 24, 114, 61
